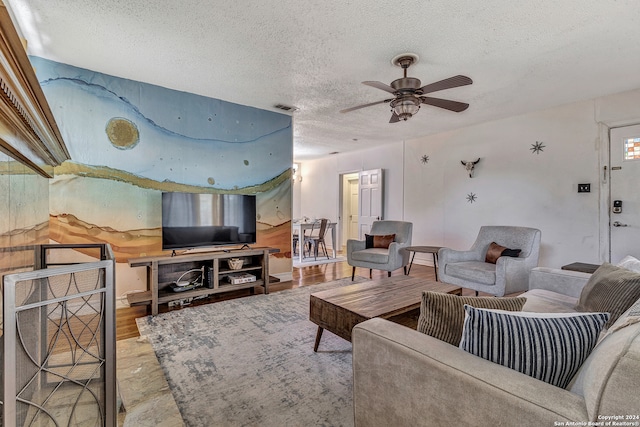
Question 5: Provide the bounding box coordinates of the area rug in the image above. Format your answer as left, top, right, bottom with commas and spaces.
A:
292, 255, 346, 268
136, 276, 368, 427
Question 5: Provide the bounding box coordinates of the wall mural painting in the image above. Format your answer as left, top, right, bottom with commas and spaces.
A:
32, 57, 293, 270
0, 157, 50, 273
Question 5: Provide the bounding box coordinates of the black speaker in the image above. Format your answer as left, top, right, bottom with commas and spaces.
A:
203, 266, 213, 288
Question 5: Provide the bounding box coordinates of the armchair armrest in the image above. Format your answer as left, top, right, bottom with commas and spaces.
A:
438, 247, 482, 263
528, 267, 591, 298
353, 318, 589, 427
347, 239, 366, 253
496, 255, 538, 295
385, 241, 407, 267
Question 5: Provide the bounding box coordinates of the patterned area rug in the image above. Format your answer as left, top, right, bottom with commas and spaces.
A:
136, 276, 369, 427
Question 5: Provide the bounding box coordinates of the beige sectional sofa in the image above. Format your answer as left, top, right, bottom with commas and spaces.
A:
352, 267, 640, 426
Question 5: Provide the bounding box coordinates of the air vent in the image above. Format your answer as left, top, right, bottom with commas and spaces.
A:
274, 104, 298, 112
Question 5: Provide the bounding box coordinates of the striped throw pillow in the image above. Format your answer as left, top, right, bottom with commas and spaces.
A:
460, 306, 609, 388
417, 291, 526, 345
576, 262, 640, 327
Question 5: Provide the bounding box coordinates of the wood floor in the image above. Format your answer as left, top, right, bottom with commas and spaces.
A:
115, 259, 453, 341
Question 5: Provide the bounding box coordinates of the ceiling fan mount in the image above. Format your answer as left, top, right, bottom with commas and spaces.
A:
391, 53, 420, 69
340, 53, 472, 123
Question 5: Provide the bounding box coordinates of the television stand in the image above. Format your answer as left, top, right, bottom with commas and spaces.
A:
127, 247, 279, 315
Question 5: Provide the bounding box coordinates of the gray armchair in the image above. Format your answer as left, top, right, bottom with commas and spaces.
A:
438, 226, 541, 296
347, 220, 413, 280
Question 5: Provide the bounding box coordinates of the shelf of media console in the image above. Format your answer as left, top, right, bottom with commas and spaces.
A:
127, 246, 278, 315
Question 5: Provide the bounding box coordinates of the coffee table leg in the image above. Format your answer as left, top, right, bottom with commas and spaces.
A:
314, 326, 324, 352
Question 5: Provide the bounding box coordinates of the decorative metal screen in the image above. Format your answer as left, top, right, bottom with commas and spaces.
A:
1, 245, 116, 426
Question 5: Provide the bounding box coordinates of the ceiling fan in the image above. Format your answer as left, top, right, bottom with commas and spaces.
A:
340, 53, 473, 123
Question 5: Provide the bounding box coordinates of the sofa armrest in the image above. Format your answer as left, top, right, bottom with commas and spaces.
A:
528, 267, 591, 298
352, 318, 589, 427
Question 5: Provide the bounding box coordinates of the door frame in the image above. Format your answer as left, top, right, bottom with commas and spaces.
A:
338, 170, 360, 252
598, 119, 640, 263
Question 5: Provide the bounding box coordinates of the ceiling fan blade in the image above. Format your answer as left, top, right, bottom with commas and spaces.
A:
389, 112, 400, 123
340, 98, 393, 114
362, 81, 396, 94
420, 96, 469, 112
419, 75, 473, 94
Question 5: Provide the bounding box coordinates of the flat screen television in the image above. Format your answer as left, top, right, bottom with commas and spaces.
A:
162, 192, 257, 251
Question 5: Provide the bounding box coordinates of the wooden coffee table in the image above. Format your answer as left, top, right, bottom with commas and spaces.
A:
309, 275, 462, 351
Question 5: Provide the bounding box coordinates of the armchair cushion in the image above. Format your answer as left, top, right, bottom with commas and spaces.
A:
350, 247, 390, 264
460, 306, 610, 388
576, 262, 640, 327
365, 233, 395, 249
417, 291, 526, 345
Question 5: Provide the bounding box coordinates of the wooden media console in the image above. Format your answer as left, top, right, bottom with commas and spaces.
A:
128, 247, 278, 315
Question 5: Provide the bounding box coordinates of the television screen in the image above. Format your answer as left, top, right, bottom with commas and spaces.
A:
162, 192, 257, 250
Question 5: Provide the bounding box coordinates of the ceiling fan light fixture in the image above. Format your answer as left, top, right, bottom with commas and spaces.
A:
391, 97, 420, 121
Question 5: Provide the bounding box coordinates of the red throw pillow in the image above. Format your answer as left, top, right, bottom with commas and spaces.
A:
365, 234, 396, 249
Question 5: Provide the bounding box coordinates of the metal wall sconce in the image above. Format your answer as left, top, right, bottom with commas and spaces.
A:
292, 163, 302, 183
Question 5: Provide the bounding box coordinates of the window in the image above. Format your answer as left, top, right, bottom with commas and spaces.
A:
624, 137, 640, 161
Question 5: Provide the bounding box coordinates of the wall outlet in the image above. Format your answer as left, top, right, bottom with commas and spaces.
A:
578, 183, 591, 193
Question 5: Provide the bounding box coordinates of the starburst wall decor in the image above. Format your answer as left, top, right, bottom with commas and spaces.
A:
420, 154, 430, 164
530, 141, 545, 154
466, 192, 477, 203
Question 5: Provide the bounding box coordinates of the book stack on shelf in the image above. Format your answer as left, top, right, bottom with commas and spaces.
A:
226, 273, 257, 285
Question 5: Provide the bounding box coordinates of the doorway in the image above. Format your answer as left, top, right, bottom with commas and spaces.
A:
339, 168, 384, 251
341, 172, 359, 252
609, 124, 640, 263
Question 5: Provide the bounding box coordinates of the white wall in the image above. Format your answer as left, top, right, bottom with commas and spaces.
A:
405, 100, 599, 268
298, 88, 640, 269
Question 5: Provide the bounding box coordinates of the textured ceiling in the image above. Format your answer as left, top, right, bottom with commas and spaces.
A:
6, 0, 640, 160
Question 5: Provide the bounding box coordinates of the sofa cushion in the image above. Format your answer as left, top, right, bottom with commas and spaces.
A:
417, 291, 526, 345
485, 241, 521, 264
576, 262, 640, 327
569, 297, 640, 418
520, 289, 579, 313
365, 233, 395, 249
445, 261, 496, 285
460, 306, 609, 388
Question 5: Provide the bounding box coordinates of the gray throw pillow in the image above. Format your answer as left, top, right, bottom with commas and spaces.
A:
576, 262, 640, 327
417, 291, 526, 345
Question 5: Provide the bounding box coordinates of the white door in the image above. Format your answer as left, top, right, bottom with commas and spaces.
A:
609, 125, 640, 263
358, 168, 383, 238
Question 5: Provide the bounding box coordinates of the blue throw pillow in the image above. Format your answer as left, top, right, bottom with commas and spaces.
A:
460, 305, 609, 388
